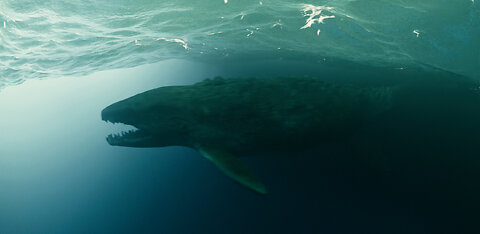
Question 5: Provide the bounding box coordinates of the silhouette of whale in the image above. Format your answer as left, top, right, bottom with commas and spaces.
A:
101, 76, 395, 194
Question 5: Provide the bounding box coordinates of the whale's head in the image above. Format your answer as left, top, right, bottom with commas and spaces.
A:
101, 86, 193, 147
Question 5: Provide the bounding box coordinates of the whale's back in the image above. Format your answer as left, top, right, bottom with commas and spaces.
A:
181, 77, 393, 152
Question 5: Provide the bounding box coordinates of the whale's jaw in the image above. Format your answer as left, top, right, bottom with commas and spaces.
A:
101, 111, 154, 147
101, 102, 151, 147
101, 90, 191, 148
105, 128, 154, 147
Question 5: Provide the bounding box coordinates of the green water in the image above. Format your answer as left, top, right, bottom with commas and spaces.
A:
0, 0, 479, 88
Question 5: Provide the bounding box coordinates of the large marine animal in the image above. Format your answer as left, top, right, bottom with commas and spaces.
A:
101, 76, 396, 194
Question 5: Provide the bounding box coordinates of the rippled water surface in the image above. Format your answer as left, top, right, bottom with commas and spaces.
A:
0, 0, 479, 87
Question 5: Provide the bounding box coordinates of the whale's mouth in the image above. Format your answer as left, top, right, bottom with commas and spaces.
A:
101, 104, 156, 147
102, 119, 153, 147
106, 128, 150, 146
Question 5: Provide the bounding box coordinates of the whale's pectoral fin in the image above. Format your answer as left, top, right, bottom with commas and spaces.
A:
198, 147, 267, 195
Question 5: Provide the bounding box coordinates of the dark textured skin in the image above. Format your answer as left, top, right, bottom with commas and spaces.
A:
102, 76, 394, 154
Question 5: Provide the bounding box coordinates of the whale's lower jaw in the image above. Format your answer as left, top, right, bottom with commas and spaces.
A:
106, 129, 154, 147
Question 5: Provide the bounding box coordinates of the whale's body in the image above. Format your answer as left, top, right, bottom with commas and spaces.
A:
101, 76, 395, 193
101, 71, 480, 195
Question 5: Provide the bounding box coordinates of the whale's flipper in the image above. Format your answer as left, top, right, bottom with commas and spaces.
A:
198, 147, 267, 195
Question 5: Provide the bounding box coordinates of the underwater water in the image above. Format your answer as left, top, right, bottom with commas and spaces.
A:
1, 0, 480, 233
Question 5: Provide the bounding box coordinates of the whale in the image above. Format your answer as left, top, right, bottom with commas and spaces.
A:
101, 76, 397, 194
101, 71, 480, 196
